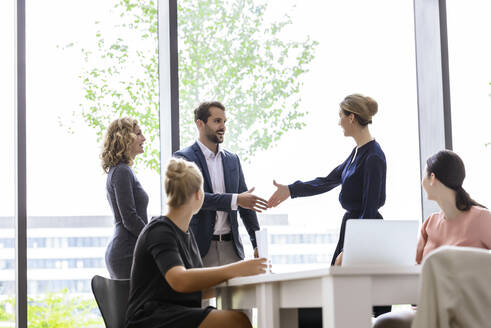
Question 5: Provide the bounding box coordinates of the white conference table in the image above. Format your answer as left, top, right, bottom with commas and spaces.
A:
216, 265, 421, 328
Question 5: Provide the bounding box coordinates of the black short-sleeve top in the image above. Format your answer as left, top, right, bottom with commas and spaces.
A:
126, 216, 203, 322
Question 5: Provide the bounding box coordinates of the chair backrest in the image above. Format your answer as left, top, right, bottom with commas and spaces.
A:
412, 246, 491, 327
91, 275, 130, 328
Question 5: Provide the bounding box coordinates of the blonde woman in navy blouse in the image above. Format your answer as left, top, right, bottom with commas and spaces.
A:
268, 94, 388, 324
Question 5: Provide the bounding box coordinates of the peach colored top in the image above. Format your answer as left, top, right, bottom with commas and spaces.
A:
416, 206, 491, 264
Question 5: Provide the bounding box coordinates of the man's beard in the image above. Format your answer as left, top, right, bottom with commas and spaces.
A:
205, 126, 224, 144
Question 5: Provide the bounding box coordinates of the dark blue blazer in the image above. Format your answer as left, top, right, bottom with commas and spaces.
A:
173, 142, 260, 259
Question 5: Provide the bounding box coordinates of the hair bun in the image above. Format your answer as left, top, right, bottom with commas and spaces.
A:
365, 96, 378, 116
165, 158, 204, 208
166, 159, 187, 180
340, 94, 378, 125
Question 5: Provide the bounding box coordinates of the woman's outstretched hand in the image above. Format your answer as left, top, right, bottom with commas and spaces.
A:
268, 180, 291, 208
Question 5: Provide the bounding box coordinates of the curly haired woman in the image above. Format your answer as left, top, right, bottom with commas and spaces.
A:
101, 117, 148, 279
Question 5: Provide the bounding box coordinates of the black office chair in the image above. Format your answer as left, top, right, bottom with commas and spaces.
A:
91, 275, 130, 328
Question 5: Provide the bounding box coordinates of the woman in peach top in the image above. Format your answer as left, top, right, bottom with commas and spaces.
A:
374, 150, 491, 328
416, 150, 491, 263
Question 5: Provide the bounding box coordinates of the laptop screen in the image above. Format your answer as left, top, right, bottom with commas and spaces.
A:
342, 219, 420, 266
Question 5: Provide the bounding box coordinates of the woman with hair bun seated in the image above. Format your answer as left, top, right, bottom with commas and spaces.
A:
373, 150, 491, 328
125, 158, 267, 328
102, 117, 148, 279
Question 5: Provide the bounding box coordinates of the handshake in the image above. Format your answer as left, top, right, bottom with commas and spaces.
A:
237, 180, 291, 212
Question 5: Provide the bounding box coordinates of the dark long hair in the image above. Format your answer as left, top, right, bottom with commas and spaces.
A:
426, 150, 486, 211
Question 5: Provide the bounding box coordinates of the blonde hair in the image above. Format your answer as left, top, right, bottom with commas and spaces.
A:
340, 94, 378, 125
165, 158, 203, 208
101, 117, 139, 173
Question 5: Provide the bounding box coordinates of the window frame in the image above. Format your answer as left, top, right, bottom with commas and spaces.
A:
12, 0, 452, 326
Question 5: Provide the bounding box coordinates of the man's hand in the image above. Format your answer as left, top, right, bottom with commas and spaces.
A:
267, 180, 291, 208
237, 187, 268, 212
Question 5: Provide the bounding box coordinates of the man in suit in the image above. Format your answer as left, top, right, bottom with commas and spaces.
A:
174, 101, 268, 267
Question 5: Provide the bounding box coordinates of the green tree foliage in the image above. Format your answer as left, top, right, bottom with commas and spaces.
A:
77, 0, 317, 172
0, 290, 103, 328
78, 0, 160, 173
178, 0, 317, 159
0, 302, 10, 322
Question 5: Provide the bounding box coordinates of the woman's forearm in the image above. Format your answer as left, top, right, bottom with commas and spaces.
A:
165, 262, 239, 293
165, 258, 266, 294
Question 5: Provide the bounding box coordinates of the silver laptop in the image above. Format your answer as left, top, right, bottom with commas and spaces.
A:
342, 219, 419, 266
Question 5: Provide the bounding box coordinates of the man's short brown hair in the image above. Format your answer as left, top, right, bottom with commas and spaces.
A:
194, 101, 226, 123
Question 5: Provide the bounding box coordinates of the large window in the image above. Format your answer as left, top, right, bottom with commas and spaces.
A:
447, 1, 491, 207
0, 0, 15, 325
4, 0, 459, 325
22, 0, 159, 325
178, 0, 421, 271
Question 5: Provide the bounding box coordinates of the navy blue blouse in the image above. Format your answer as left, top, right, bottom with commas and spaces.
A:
288, 139, 386, 219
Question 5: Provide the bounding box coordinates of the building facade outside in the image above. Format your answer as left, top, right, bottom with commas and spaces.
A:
0, 214, 338, 296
